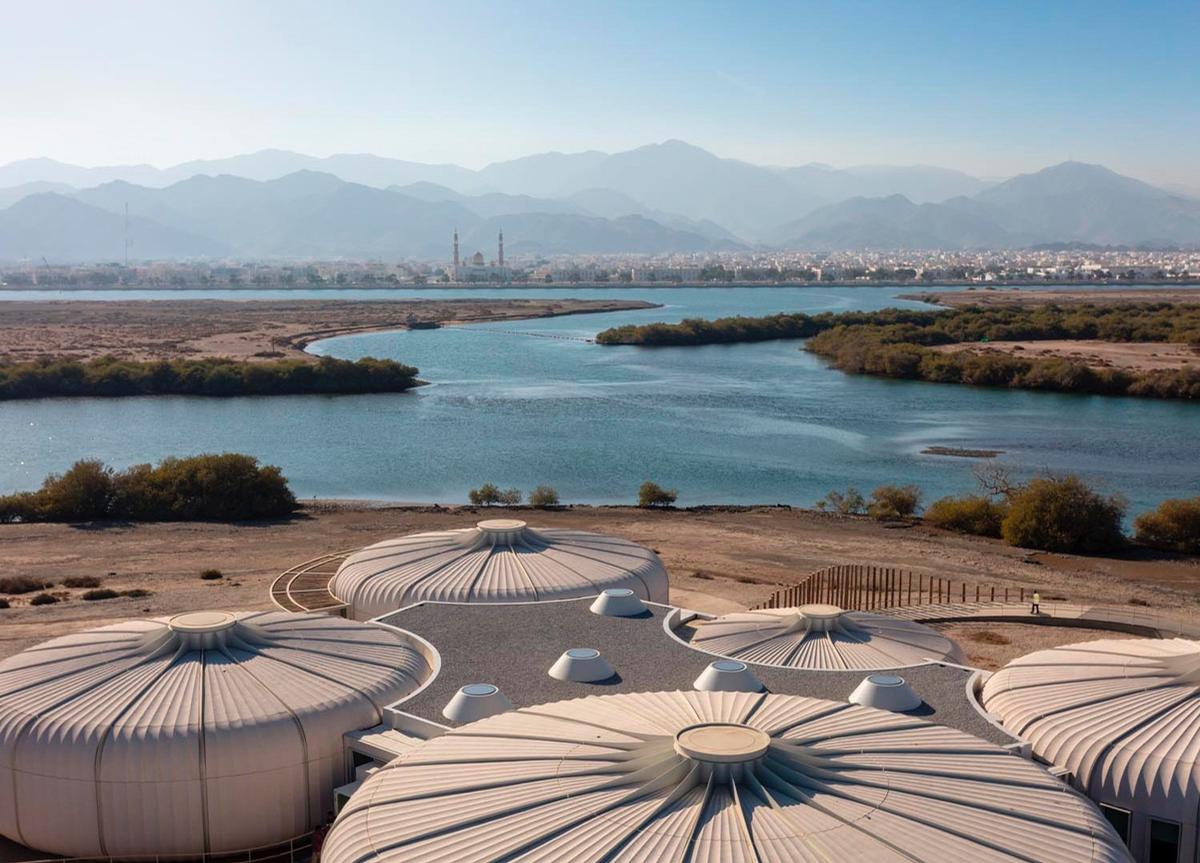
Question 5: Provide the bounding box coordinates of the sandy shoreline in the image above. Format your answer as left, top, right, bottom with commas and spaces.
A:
0, 502, 1195, 667
0, 297, 658, 362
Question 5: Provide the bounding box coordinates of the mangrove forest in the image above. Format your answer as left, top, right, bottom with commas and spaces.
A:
595, 303, 1200, 400
0, 355, 421, 400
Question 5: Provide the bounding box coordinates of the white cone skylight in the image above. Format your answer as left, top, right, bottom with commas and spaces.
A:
692, 658, 764, 692
548, 648, 615, 682
589, 587, 648, 617
441, 683, 513, 723
849, 673, 923, 711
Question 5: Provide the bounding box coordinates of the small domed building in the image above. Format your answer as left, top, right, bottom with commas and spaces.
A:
982, 637, 1200, 862
0, 611, 432, 859
331, 520, 669, 619
323, 690, 1130, 862
685, 603, 966, 669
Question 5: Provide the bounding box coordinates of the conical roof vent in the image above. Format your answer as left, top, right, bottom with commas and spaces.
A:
324, 691, 1130, 862
548, 648, 615, 682
0, 611, 431, 859
693, 659, 764, 692
589, 587, 648, 617
983, 637, 1200, 824
849, 673, 922, 711
688, 604, 965, 670
332, 521, 669, 619
442, 683, 513, 723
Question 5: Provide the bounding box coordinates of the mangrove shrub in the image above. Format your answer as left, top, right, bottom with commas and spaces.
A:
1000, 475, 1126, 553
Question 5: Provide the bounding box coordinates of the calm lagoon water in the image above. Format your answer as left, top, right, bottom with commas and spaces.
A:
1, 285, 1196, 513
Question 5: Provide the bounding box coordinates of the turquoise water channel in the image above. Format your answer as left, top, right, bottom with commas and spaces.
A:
1, 286, 1195, 512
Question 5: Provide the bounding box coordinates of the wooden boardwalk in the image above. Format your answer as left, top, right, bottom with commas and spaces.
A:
269, 550, 353, 615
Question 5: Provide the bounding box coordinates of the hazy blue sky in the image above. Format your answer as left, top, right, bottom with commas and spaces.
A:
5, 0, 1198, 187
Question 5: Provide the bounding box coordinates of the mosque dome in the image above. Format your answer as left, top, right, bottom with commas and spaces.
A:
331, 520, 669, 620
323, 690, 1128, 862
685, 604, 965, 669
0, 611, 431, 858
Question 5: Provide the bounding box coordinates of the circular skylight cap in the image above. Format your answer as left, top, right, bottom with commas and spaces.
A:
168, 611, 237, 648
693, 659, 764, 692
168, 611, 236, 632
590, 587, 648, 617
795, 603, 844, 632
849, 673, 922, 712
442, 683, 513, 723
674, 723, 770, 764
549, 647, 615, 682
474, 519, 528, 543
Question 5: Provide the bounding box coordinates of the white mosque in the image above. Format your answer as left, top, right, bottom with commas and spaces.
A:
452, 228, 512, 282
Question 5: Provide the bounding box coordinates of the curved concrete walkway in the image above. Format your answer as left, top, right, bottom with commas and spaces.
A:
881, 600, 1200, 639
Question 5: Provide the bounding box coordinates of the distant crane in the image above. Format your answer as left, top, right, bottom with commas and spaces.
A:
123, 202, 130, 267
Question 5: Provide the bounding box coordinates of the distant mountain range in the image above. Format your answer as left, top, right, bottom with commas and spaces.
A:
774, 162, 1200, 250
1, 142, 1197, 261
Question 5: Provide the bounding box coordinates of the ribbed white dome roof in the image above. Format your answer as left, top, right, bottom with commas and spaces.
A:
983, 637, 1200, 825
332, 520, 669, 620
688, 604, 965, 669
0, 611, 431, 859
324, 690, 1128, 862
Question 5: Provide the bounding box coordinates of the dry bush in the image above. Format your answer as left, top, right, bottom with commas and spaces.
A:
924, 495, 1007, 538
63, 576, 103, 588
868, 485, 922, 520
968, 630, 1011, 645
0, 575, 52, 594
1134, 497, 1200, 553
638, 481, 677, 508
1001, 475, 1126, 553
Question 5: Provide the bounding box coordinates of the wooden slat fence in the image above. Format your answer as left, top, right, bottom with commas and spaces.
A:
751, 563, 1028, 611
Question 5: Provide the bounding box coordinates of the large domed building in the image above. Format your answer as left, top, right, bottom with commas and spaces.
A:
323, 690, 1129, 862
331, 520, 669, 619
685, 604, 966, 669
0, 611, 432, 859
982, 637, 1200, 862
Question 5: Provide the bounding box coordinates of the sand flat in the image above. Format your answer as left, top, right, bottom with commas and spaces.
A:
0, 297, 657, 362
905, 287, 1200, 307
937, 339, 1200, 372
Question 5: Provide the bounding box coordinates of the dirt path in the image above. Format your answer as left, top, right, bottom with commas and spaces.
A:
0, 298, 657, 362
1, 503, 1196, 659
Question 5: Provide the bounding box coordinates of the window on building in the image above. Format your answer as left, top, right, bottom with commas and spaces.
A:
1099, 805, 1131, 846
1149, 818, 1180, 863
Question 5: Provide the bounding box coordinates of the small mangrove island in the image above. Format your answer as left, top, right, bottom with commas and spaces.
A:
596, 303, 1200, 400
0, 355, 421, 400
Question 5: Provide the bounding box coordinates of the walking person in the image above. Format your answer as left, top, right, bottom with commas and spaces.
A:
1030, 591, 1040, 615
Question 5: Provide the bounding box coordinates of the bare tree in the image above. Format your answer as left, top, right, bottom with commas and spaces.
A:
973, 460, 1021, 499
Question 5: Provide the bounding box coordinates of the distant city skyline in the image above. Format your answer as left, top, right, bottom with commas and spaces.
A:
4, 0, 1198, 191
